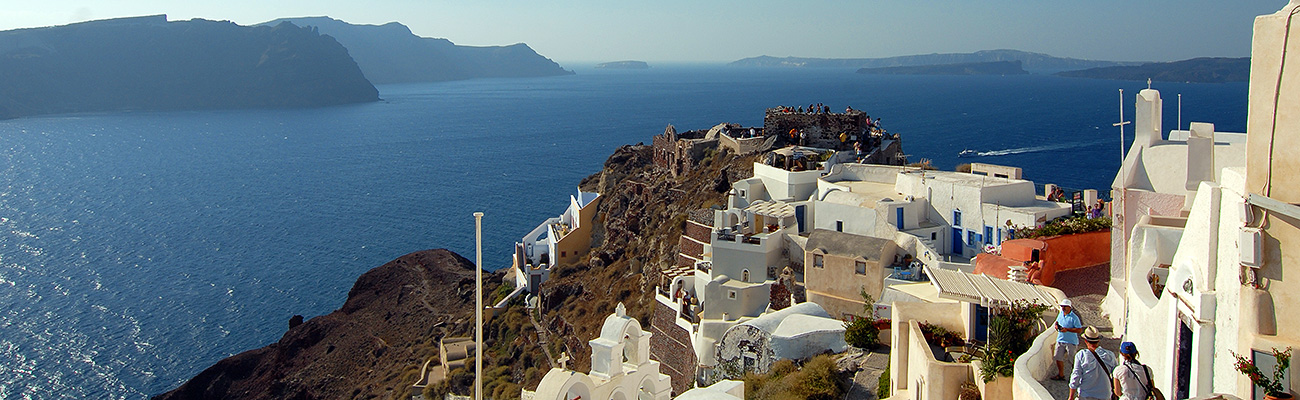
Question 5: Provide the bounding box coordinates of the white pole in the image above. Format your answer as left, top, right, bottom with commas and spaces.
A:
1118, 89, 1125, 164
1178, 93, 1182, 131
474, 212, 484, 400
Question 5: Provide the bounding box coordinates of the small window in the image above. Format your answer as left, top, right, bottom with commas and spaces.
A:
953, 210, 962, 226
855, 260, 866, 275
814, 254, 824, 268
931, 232, 937, 240
728, 290, 737, 299
561, 251, 567, 258
836, 221, 844, 232
984, 226, 994, 244
742, 269, 751, 282
968, 230, 977, 246
739, 189, 746, 197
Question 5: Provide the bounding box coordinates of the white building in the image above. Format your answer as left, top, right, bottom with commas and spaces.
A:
513, 189, 601, 293
815, 163, 1072, 260
525, 303, 672, 400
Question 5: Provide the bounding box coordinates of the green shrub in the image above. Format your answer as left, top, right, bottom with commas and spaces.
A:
877, 363, 891, 399
843, 290, 880, 349
978, 301, 1050, 382
1011, 216, 1111, 240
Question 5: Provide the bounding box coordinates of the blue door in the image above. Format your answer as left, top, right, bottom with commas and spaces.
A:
896, 207, 905, 230
951, 227, 964, 255
795, 205, 806, 232
974, 305, 990, 342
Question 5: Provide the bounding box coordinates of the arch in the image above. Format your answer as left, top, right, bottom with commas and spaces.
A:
600, 304, 648, 365
742, 269, 750, 283
637, 375, 661, 400
534, 369, 596, 400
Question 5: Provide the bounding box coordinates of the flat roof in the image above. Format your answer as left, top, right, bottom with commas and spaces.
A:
904, 169, 1025, 188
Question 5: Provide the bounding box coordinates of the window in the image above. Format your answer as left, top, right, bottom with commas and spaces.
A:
728, 290, 737, 299
814, 254, 824, 268
836, 221, 844, 232
968, 230, 977, 246
984, 226, 994, 244
855, 260, 866, 275
742, 269, 751, 282
953, 210, 962, 226
739, 189, 746, 198
931, 232, 937, 240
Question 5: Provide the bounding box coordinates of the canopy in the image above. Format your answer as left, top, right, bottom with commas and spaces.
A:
744, 199, 796, 219
925, 266, 1062, 308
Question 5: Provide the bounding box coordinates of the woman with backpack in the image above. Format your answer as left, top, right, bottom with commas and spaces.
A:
1112, 342, 1164, 400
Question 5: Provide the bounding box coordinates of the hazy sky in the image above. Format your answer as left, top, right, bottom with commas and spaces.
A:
0, 0, 1289, 64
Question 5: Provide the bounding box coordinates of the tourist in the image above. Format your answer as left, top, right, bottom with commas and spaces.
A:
1112, 342, 1163, 400
1053, 298, 1084, 381
1068, 326, 1117, 400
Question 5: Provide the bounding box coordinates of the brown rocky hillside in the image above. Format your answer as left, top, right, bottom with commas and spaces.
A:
157, 141, 757, 400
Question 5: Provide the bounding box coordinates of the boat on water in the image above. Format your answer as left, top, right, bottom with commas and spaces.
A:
958, 149, 978, 157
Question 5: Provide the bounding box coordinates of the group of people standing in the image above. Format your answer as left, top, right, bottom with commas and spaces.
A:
1054, 298, 1164, 400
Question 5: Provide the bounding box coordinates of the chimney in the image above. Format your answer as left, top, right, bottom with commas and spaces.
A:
1134, 89, 1163, 148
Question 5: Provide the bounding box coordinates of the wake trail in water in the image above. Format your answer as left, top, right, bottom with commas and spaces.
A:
975, 141, 1095, 157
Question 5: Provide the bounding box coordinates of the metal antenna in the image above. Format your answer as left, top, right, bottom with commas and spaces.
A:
1178, 93, 1183, 132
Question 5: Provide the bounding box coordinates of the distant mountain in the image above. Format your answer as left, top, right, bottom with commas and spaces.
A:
263, 17, 573, 84
0, 15, 378, 120
857, 60, 1028, 76
596, 60, 649, 69
730, 49, 1142, 72
1055, 57, 1250, 83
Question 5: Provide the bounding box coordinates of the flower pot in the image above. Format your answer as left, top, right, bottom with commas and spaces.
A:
1265, 393, 1294, 400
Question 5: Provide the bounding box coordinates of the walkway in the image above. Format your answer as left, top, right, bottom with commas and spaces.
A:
1036, 263, 1119, 400
841, 346, 891, 400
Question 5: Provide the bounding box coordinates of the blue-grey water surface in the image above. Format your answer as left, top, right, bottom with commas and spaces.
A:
0, 66, 1246, 399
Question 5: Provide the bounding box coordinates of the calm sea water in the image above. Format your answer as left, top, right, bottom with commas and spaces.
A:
0, 66, 1246, 399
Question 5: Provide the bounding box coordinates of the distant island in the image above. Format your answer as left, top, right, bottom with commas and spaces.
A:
263, 17, 573, 84
595, 60, 649, 69
1055, 57, 1250, 83
730, 49, 1142, 72
0, 15, 378, 120
857, 60, 1028, 76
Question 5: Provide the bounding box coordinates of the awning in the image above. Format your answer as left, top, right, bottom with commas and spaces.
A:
744, 200, 796, 218
925, 266, 1062, 308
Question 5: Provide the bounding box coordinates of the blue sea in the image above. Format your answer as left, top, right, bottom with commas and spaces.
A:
0, 66, 1246, 399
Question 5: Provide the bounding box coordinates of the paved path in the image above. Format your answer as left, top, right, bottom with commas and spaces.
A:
1037, 263, 1119, 400
842, 347, 891, 400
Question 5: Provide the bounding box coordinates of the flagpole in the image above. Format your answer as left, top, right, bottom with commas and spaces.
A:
474, 212, 484, 400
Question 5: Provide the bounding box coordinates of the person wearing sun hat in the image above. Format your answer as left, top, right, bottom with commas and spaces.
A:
1112, 341, 1164, 400
1053, 297, 1084, 380
1069, 326, 1117, 400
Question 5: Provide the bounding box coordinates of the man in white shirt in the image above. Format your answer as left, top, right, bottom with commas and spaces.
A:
1068, 326, 1117, 400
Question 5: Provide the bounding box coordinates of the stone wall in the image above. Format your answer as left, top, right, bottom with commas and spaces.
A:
649, 301, 697, 396
763, 109, 870, 150
651, 125, 718, 178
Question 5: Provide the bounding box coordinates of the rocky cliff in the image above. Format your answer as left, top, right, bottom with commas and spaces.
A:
857, 60, 1028, 76
1055, 57, 1249, 83
0, 15, 379, 120
263, 17, 573, 84
730, 49, 1142, 72
157, 140, 756, 399
154, 249, 493, 400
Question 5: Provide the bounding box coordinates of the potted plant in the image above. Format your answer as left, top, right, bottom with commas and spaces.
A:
1232, 347, 1293, 399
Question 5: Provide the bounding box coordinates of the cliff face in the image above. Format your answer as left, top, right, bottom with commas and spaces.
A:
154, 249, 491, 400
263, 17, 573, 84
0, 15, 379, 120
857, 60, 1028, 75
160, 141, 756, 399
1055, 57, 1250, 83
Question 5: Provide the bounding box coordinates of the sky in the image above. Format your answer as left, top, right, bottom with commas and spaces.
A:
0, 0, 1290, 64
